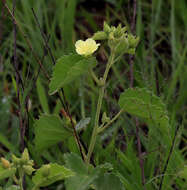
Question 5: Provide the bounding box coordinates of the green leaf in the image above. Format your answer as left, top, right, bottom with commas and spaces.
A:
118, 87, 169, 132
49, 54, 97, 95
0, 164, 16, 180
179, 165, 187, 180
64, 153, 88, 174
93, 173, 125, 190
65, 172, 98, 190
64, 153, 116, 190
32, 163, 74, 187
0, 133, 15, 152
64, 153, 99, 190
34, 114, 72, 151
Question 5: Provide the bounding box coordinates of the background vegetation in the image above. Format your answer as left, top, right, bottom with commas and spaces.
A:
0, 0, 186, 189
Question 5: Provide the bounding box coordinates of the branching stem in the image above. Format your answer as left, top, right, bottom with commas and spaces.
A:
97, 109, 124, 133
86, 51, 115, 164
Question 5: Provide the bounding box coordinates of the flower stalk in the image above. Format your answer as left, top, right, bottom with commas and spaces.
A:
86, 50, 115, 164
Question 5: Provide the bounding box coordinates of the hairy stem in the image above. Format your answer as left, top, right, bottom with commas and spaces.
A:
87, 51, 115, 164
18, 169, 24, 190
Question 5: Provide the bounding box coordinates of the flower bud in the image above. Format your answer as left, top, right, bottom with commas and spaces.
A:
127, 48, 136, 55
92, 31, 108, 40
103, 22, 111, 33
113, 24, 123, 38
23, 165, 35, 175
128, 35, 139, 48
111, 26, 116, 32
27, 160, 34, 166
115, 36, 129, 54
21, 148, 29, 163
1, 157, 11, 169
41, 164, 51, 178
12, 154, 21, 165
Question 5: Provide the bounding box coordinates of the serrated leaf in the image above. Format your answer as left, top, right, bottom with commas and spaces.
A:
49, 54, 97, 95
32, 163, 74, 187
118, 88, 169, 132
65, 172, 98, 190
64, 153, 99, 190
34, 114, 72, 151
0, 164, 16, 180
64, 153, 88, 174
93, 173, 125, 190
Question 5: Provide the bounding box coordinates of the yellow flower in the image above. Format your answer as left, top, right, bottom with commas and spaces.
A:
75, 38, 100, 56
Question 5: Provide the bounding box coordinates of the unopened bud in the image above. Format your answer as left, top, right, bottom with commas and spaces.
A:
127, 48, 136, 55
103, 22, 111, 33
41, 164, 51, 178
113, 24, 123, 38
92, 31, 107, 40
27, 160, 34, 166
128, 35, 139, 48
21, 148, 29, 163
115, 36, 129, 54
12, 154, 21, 165
1, 157, 11, 169
23, 165, 35, 175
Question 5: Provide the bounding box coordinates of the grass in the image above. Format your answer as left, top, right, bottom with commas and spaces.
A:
0, 0, 186, 189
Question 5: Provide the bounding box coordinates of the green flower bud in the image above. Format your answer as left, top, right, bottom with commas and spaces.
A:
21, 148, 30, 163
115, 36, 129, 54
92, 31, 108, 40
121, 26, 127, 33
128, 34, 139, 48
23, 165, 35, 175
108, 32, 116, 49
113, 24, 123, 38
127, 48, 136, 55
108, 32, 115, 40
1, 157, 11, 169
111, 26, 116, 32
27, 160, 34, 166
103, 22, 111, 33
12, 154, 21, 165
41, 164, 51, 178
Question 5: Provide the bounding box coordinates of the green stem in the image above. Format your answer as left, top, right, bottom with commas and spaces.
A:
97, 109, 124, 133
13, 175, 19, 185
80, 78, 86, 118
89, 68, 101, 85
86, 51, 115, 164
19, 169, 24, 190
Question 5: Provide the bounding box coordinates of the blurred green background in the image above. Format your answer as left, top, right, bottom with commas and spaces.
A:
0, 0, 186, 189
